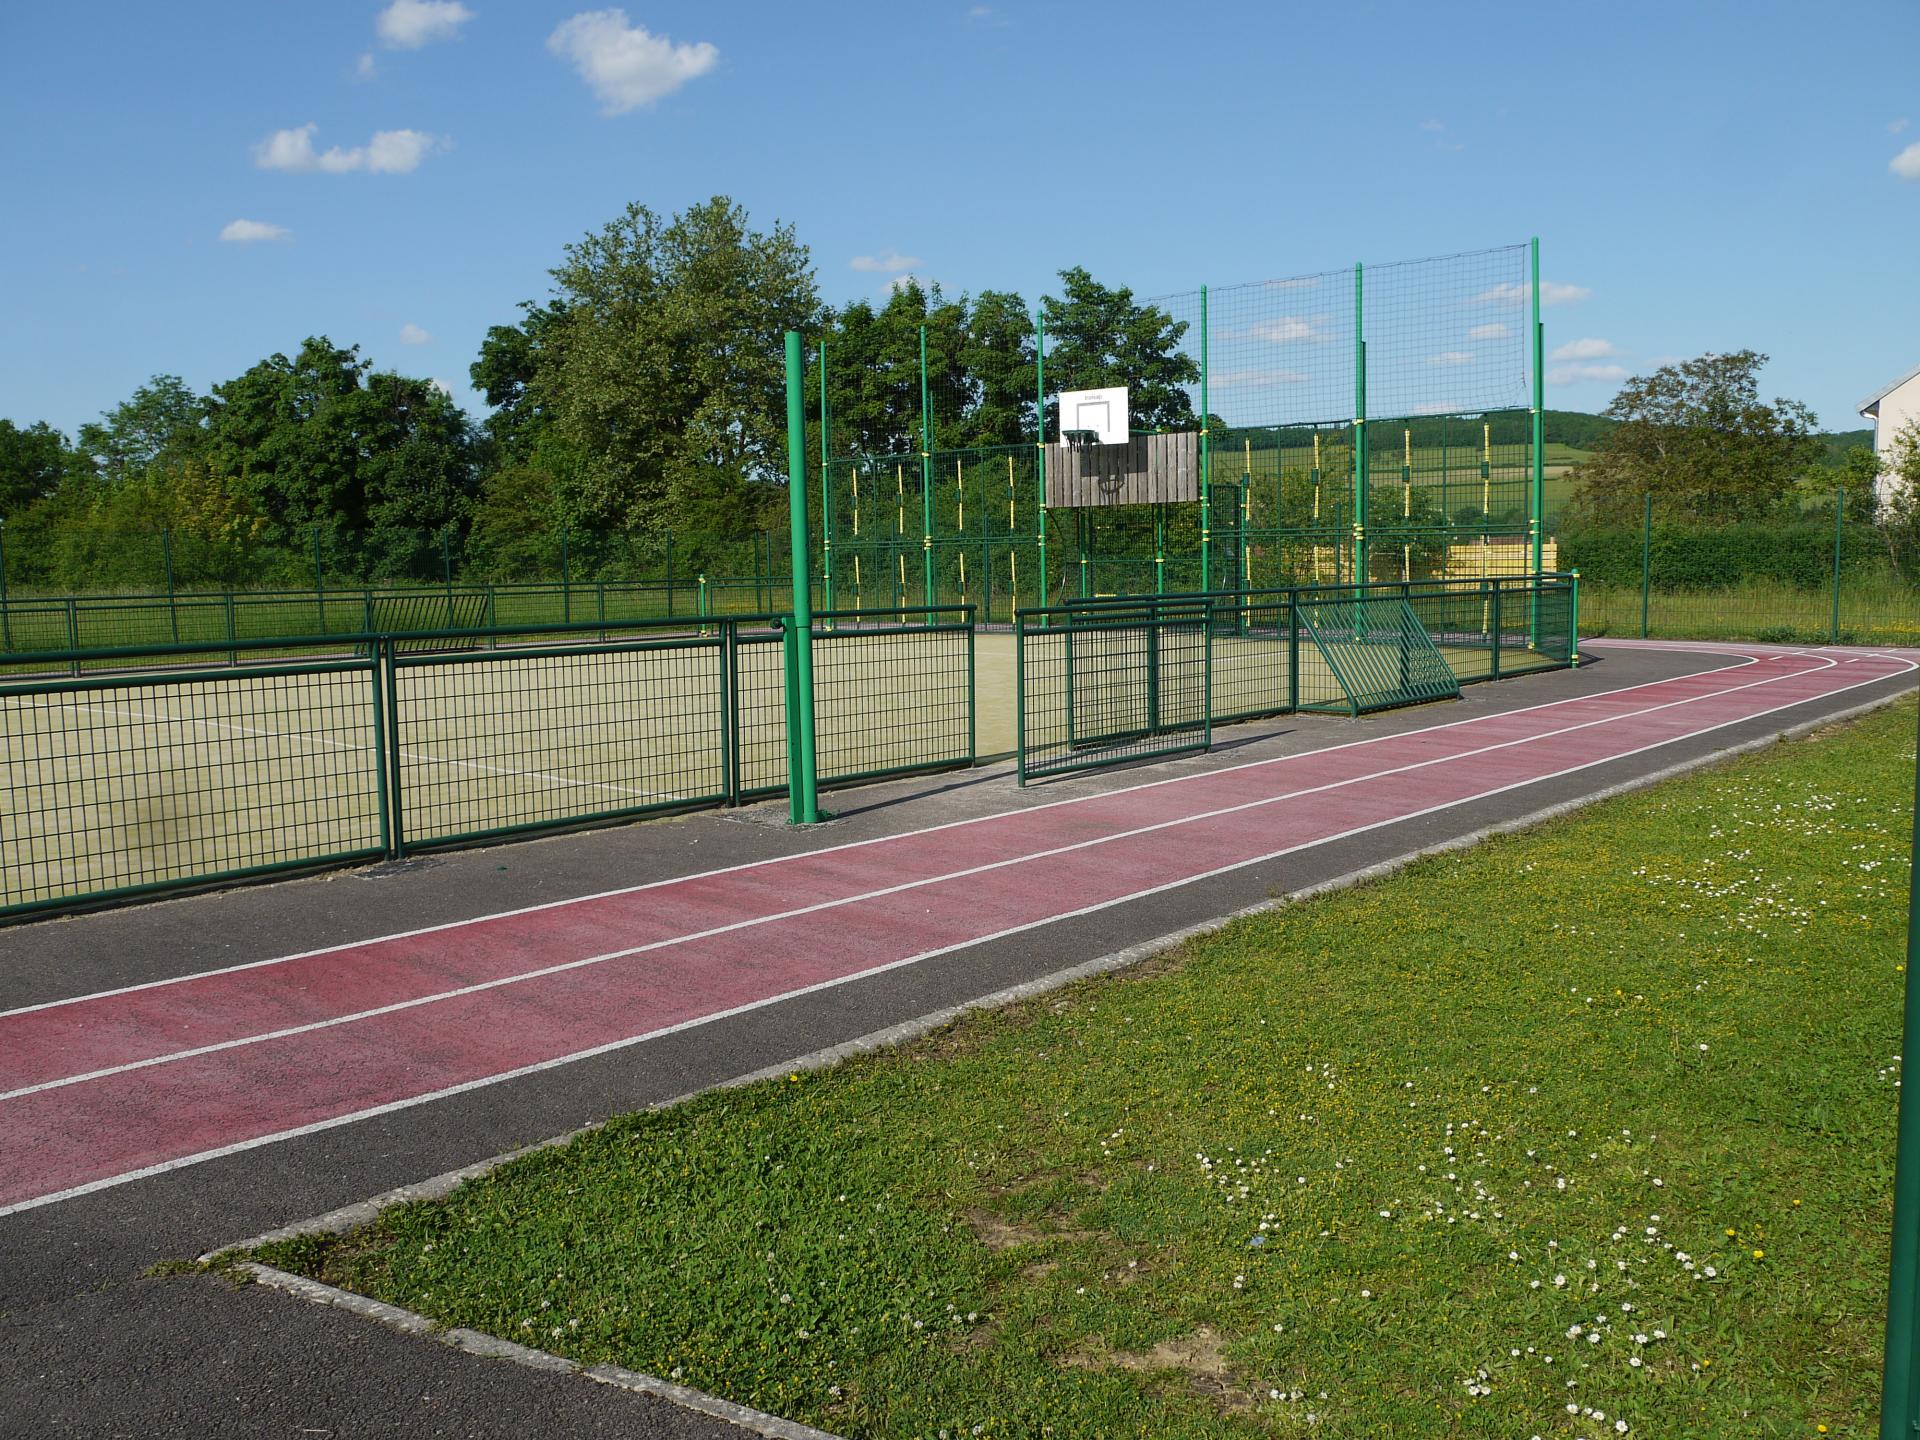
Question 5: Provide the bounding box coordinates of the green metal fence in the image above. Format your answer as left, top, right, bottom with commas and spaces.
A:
1016, 574, 1578, 783
1, 607, 973, 920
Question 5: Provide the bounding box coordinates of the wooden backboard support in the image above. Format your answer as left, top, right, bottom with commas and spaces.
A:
1043, 431, 1201, 507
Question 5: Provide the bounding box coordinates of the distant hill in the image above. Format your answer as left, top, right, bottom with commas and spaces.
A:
1819, 428, 1873, 462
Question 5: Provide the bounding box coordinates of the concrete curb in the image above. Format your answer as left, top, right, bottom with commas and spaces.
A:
206, 680, 1910, 1438
237, 1262, 846, 1440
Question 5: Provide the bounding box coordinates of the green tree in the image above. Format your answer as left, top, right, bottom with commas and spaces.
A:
0, 419, 72, 515
956, 290, 1036, 447
207, 337, 479, 578
77, 374, 206, 484
1039, 268, 1199, 435
536, 196, 820, 540
471, 300, 568, 461
1569, 351, 1821, 523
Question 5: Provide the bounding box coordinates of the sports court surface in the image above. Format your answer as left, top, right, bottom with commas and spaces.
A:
2, 637, 1915, 1437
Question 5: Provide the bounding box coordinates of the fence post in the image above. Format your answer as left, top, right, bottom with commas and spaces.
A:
163, 527, 180, 643
782, 330, 820, 823
1352, 264, 1368, 600
1200, 282, 1212, 594
1014, 616, 1027, 784
1529, 235, 1546, 646
698, 572, 709, 633
313, 528, 325, 615
384, 640, 407, 858
1489, 582, 1502, 681
1035, 305, 1049, 629
666, 536, 676, 619
224, 592, 236, 667
1287, 591, 1300, 712
67, 598, 80, 676
1880, 702, 1920, 1437
561, 524, 571, 623
920, 324, 935, 624
369, 638, 393, 858
1831, 488, 1845, 645
0, 519, 11, 652
1640, 493, 1652, 639
1569, 570, 1581, 666
442, 529, 455, 630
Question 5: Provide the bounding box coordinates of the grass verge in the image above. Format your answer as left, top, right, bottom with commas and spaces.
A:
260, 699, 1916, 1438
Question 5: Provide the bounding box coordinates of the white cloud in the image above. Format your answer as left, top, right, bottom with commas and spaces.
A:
1467, 322, 1509, 340
1891, 118, 1911, 135
1413, 400, 1461, 415
253, 123, 444, 174
400, 322, 433, 345
1251, 316, 1327, 344
1893, 142, 1920, 181
1476, 279, 1590, 307
429, 378, 454, 396
219, 218, 290, 243
354, 53, 377, 81
1419, 118, 1446, 132
377, 0, 473, 49
1428, 351, 1473, 366
1548, 362, 1629, 386
883, 273, 930, 294
547, 10, 718, 115
1550, 337, 1617, 360
850, 250, 921, 274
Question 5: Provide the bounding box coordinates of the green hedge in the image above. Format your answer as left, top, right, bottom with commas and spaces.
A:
1559, 519, 1886, 590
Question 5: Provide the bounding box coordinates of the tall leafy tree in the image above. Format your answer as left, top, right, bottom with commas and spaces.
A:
76, 375, 207, 485
207, 336, 479, 575
0, 419, 73, 515
956, 289, 1036, 447
535, 196, 820, 540
1569, 351, 1821, 523
1039, 268, 1199, 435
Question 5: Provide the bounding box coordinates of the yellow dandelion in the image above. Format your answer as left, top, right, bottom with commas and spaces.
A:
1752, 1249, 1766, 1259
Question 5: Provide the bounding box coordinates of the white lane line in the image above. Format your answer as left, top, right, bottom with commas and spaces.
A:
2, 647, 1799, 1020
2, 649, 1907, 1219
0, 650, 1874, 1100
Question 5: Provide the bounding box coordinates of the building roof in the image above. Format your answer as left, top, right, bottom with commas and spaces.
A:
1860, 362, 1920, 417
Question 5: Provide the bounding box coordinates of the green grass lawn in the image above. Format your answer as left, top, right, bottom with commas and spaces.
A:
1579, 580, 1920, 648
257, 699, 1916, 1438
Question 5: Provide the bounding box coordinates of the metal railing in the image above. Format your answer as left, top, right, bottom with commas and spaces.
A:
1, 607, 973, 920
1015, 574, 1579, 782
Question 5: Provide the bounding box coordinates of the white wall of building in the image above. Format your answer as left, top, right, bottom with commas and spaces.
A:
1863, 370, 1920, 503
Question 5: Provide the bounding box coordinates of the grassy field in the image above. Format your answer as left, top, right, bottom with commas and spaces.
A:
1579, 580, 1920, 648
258, 697, 1915, 1438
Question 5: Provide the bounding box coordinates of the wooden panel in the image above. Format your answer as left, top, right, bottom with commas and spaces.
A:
1043, 431, 1200, 508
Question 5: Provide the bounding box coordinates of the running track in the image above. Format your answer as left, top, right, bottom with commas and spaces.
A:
2, 642, 1913, 1217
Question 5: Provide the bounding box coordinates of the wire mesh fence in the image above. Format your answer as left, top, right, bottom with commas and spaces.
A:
1016, 574, 1578, 782
1, 609, 976, 919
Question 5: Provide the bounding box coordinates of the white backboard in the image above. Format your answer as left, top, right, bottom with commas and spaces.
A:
1057, 386, 1128, 445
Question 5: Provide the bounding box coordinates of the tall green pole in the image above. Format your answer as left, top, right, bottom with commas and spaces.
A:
1530, 236, 1546, 645
1036, 306, 1048, 616
1353, 263, 1368, 593
1882, 712, 1920, 1438
783, 331, 820, 824
1200, 283, 1212, 594
820, 339, 833, 618
0, 519, 11, 652
1831, 487, 1846, 645
920, 324, 935, 622
1640, 492, 1653, 639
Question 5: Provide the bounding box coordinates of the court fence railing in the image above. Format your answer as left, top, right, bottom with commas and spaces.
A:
1015, 573, 1578, 783
0, 606, 973, 921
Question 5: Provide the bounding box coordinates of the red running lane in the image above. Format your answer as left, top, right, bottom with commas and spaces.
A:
2, 644, 1912, 1214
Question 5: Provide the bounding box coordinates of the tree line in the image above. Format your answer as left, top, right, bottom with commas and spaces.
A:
1, 194, 1911, 594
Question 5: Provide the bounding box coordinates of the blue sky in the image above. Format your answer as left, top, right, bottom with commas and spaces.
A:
1, 0, 1915, 438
